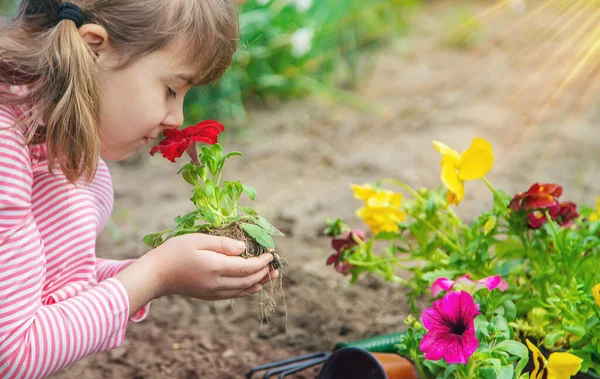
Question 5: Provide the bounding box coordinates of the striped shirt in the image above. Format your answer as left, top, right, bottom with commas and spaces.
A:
0, 86, 150, 378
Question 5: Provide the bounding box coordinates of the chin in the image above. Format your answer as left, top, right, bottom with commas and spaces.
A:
100, 149, 136, 162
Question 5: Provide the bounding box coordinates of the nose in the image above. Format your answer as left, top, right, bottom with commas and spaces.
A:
161, 104, 185, 130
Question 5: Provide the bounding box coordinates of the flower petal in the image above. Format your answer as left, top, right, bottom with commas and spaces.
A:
441, 291, 480, 325
458, 138, 494, 180
441, 162, 464, 205
431, 277, 455, 297
547, 352, 583, 379
419, 331, 447, 361
477, 276, 509, 292
422, 302, 452, 333
162, 127, 185, 140
183, 120, 224, 140
526, 339, 548, 379
351, 184, 377, 201
593, 283, 600, 307
433, 141, 461, 167
326, 254, 338, 265
443, 327, 478, 364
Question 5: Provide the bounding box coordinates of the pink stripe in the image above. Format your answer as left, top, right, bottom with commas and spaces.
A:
0, 96, 136, 377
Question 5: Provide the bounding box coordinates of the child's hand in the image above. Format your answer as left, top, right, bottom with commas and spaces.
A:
151, 233, 278, 301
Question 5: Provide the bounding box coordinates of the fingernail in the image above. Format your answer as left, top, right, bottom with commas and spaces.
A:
267, 254, 274, 262
235, 241, 246, 251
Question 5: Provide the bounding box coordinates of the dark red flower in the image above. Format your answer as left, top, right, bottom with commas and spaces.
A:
554, 202, 579, 227
509, 183, 563, 212
527, 211, 548, 229
149, 120, 224, 163
326, 229, 365, 275
524, 201, 579, 229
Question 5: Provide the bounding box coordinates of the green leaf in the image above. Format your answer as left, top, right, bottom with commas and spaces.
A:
211, 143, 223, 165
515, 355, 530, 378
544, 331, 563, 347
493, 316, 511, 339
564, 325, 586, 338
255, 216, 285, 236
499, 364, 514, 379
142, 233, 164, 248
242, 184, 256, 201
240, 223, 275, 249
479, 366, 498, 379
489, 358, 502, 376
201, 206, 216, 224
205, 179, 215, 197
224, 151, 243, 160
495, 340, 528, 358
503, 300, 517, 322
178, 163, 198, 185
494, 238, 524, 258
240, 206, 258, 216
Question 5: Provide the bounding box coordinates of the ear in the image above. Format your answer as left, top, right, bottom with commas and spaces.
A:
78, 24, 111, 58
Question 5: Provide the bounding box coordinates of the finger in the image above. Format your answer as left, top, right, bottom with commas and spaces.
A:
259, 269, 279, 285
243, 283, 263, 295
217, 266, 271, 290
217, 253, 274, 277
193, 234, 246, 256
205, 283, 264, 301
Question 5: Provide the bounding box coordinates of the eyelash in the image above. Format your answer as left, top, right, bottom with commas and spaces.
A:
167, 87, 177, 99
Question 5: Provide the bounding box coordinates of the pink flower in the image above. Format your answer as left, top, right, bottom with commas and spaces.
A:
420, 291, 480, 364
431, 274, 509, 297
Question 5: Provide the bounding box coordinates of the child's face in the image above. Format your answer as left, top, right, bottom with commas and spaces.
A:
96, 43, 193, 161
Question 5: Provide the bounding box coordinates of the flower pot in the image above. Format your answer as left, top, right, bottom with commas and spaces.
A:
318, 347, 417, 379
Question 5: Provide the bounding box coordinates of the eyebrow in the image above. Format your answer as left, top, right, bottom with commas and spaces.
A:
176, 74, 194, 84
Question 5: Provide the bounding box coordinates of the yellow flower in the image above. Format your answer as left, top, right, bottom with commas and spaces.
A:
351, 184, 378, 201
589, 196, 600, 221
483, 216, 497, 235
433, 138, 494, 206
366, 190, 403, 208
356, 206, 405, 235
526, 339, 582, 379
593, 283, 600, 307
351, 184, 405, 235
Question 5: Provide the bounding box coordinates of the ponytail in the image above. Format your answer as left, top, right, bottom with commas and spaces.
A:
0, 1, 101, 184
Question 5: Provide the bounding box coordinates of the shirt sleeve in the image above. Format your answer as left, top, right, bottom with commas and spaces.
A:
0, 113, 132, 379
95, 258, 152, 322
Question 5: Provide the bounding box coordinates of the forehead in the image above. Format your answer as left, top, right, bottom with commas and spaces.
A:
159, 39, 208, 85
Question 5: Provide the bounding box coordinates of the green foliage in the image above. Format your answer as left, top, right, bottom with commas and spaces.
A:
184, 0, 419, 123
143, 143, 284, 248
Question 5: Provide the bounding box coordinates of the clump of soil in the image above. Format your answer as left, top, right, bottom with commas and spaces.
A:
199, 221, 284, 270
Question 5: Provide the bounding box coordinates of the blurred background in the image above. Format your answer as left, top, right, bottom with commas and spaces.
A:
3, 0, 600, 377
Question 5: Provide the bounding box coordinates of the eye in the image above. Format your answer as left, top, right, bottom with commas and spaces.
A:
167, 87, 177, 99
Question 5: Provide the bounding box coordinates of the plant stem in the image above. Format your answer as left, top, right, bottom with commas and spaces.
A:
482, 177, 506, 206
418, 217, 462, 252
382, 178, 424, 202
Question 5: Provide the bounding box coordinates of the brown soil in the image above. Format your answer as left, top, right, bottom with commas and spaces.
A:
51, 1, 600, 378
201, 222, 283, 270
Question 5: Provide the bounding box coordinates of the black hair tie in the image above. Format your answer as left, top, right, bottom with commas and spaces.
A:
56, 2, 85, 28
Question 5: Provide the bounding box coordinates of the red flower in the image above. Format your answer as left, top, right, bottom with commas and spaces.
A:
523, 201, 578, 229
554, 201, 579, 227
149, 120, 224, 163
509, 183, 563, 212
327, 229, 365, 275
527, 211, 549, 229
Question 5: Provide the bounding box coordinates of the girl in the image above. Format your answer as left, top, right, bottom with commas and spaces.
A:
0, 1, 277, 378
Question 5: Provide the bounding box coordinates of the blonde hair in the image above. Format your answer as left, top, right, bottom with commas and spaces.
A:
0, 0, 238, 184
